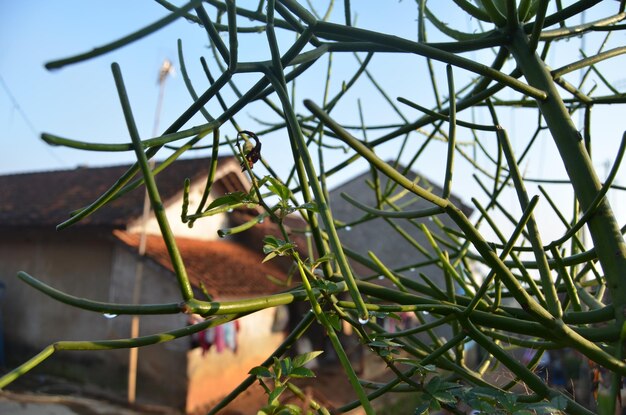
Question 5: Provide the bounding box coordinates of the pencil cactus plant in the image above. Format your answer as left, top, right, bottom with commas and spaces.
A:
2, 1, 626, 414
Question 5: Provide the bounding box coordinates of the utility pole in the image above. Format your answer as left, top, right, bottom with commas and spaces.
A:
127, 58, 174, 404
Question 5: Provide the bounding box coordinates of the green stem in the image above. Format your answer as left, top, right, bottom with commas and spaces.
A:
460, 316, 594, 415
0, 315, 234, 389
264, 69, 369, 321
304, 101, 626, 373
311, 21, 545, 99
295, 260, 374, 414
17, 271, 182, 315
0, 345, 54, 389
497, 126, 561, 317
41, 121, 218, 152
56, 69, 233, 230
509, 25, 626, 340
185, 283, 346, 316
112, 62, 194, 301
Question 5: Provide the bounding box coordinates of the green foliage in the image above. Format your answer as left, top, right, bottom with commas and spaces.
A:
2, 1, 626, 415
263, 235, 297, 263
250, 352, 325, 414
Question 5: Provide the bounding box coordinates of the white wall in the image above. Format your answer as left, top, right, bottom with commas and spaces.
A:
127, 161, 248, 241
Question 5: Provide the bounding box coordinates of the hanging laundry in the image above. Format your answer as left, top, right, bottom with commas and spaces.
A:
191, 320, 240, 355
213, 325, 225, 353
223, 320, 240, 353
383, 317, 397, 334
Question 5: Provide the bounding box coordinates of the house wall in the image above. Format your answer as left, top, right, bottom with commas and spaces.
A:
109, 245, 288, 413
127, 161, 246, 241
109, 244, 190, 409
185, 307, 285, 414
0, 229, 192, 409
0, 228, 128, 391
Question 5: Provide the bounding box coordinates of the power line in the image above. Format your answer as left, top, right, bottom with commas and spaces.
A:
0, 73, 66, 167
0, 74, 39, 137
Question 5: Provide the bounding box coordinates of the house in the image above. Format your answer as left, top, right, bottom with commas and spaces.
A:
0, 157, 475, 413
0, 156, 299, 413
328, 165, 474, 343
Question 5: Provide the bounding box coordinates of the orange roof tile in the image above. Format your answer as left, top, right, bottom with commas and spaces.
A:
113, 230, 292, 298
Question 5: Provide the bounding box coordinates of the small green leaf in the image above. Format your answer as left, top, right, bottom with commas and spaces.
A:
273, 357, 282, 379
290, 366, 316, 378
207, 191, 247, 210
280, 357, 292, 376
550, 396, 568, 410
429, 398, 442, 411
263, 235, 282, 251
414, 401, 430, 415
249, 366, 273, 378
525, 399, 566, 414
467, 386, 504, 399
262, 235, 296, 262
499, 392, 518, 411
433, 391, 457, 405
267, 177, 291, 201
268, 385, 287, 405
367, 340, 390, 348
262, 251, 278, 263
310, 253, 334, 270
292, 351, 324, 368
311, 279, 338, 292
262, 236, 296, 256
425, 376, 443, 394
296, 201, 318, 212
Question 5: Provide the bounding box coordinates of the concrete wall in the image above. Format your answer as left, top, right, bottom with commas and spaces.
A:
127, 161, 245, 241
109, 243, 190, 408
0, 228, 126, 392
0, 221, 288, 411
0, 229, 191, 408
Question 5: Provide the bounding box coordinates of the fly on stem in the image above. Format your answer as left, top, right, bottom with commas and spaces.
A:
237, 130, 261, 172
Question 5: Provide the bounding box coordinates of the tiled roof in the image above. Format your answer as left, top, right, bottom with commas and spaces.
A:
113, 230, 292, 298
0, 157, 236, 228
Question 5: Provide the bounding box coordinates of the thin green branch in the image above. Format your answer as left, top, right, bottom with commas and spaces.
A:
41, 122, 218, 152
496, 126, 561, 317
45, 0, 205, 70
16, 271, 182, 315
112, 63, 194, 301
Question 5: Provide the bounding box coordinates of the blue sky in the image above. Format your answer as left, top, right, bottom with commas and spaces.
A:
1, 1, 624, 236
1, 1, 212, 173
0, 1, 436, 176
